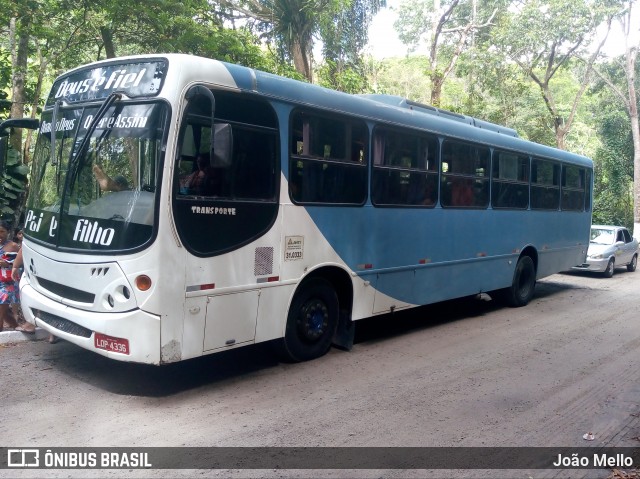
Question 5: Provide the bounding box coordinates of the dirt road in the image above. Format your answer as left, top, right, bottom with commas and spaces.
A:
1, 271, 640, 478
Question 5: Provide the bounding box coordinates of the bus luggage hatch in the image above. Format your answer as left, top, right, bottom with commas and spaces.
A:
203, 291, 259, 351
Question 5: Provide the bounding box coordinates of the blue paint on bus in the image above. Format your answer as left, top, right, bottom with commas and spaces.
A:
222, 60, 592, 306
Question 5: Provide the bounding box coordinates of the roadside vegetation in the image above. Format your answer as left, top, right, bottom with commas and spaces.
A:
1, 0, 638, 228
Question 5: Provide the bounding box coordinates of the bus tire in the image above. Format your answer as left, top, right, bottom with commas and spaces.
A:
277, 278, 339, 362
502, 255, 536, 307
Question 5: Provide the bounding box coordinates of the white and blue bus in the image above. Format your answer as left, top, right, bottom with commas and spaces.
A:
19, 54, 592, 364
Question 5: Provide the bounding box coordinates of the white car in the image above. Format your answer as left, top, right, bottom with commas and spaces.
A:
573, 225, 638, 277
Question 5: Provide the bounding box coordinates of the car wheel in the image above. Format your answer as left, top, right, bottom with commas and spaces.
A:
627, 254, 637, 272
604, 258, 615, 278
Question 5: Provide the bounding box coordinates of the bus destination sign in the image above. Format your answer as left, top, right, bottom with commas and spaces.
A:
46, 60, 167, 106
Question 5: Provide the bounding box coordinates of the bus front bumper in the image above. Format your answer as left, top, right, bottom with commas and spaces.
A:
20, 282, 161, 364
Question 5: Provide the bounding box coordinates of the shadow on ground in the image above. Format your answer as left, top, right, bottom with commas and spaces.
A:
36, 278, 579, 398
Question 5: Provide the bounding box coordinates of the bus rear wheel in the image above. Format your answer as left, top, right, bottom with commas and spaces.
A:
501, 255, 536, 307
277, 278, 339, 362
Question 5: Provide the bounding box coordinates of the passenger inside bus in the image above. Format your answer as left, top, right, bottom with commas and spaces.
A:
451, 178, 474, 206
180, 153, 215, 195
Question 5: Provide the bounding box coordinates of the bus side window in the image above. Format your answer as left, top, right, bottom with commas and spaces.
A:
289, 110, 367, 205
441, 140, 489, 208
531, 158, 560, 210
561, 165, 585, 211
371, 128, 438, 207
176, 90, 278, 201
492, 151, 529, 209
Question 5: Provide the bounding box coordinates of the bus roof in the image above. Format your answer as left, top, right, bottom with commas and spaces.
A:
52, 53, 593, 168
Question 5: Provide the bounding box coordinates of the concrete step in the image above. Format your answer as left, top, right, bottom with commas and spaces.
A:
0, 327, 49, 344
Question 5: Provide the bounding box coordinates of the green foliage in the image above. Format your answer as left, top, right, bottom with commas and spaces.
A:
367, 56, 432, 102
0, 44, 13, 119
319, 0, 385, 89
592, 112, 634, 229
316, 59, 371, 93
0, 146, 28, 216
586, 53, 639, 229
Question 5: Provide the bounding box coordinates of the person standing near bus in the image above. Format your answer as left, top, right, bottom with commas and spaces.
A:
10, 246, 57, 342
0, 221, 34, 333
10, 225, 33, 332
10, 246, 60, 342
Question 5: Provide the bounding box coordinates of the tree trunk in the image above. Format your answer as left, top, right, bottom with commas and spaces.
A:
431, 75, 443, 108
100, 26, 117, 59
9, 15, 31, 153
628, 46, 640, 238
555, 127, 567, 151
23, 47, 48, 165
291, 41, 312, 81
429, 0, 442, 107
538, 81, 566, 150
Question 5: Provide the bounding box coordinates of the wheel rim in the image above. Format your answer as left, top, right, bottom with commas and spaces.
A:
607, 260, 614, 274
297, 299, 329, 342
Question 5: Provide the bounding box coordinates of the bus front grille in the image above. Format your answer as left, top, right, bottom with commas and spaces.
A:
35, 276, 95, 304
32, 309, 93, 338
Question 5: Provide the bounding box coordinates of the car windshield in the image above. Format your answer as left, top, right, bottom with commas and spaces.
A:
590, 228, 615, 245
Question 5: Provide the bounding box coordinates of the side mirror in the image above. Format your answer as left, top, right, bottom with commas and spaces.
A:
184, 85, 216, 161
211, 123, 233, 167
0, 118, 40, 174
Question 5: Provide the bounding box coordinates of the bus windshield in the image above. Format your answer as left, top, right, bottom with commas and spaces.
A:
25, 101, 168, 251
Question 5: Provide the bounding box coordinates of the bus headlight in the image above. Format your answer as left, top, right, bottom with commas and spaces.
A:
135, 275, 152, 291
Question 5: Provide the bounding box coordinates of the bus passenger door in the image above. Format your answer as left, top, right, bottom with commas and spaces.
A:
203, 291, 259, 351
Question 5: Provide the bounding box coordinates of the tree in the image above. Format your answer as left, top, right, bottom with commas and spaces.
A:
319, 0, 384, 90
218, 0, 383, 82
395, 0, 500, 107
218, 0, 328, 80
366, 55, 433, 102
6, 10, 32, 153
592, 113, 634, 228
591, 1, 640, 237
491, 0, 617, 149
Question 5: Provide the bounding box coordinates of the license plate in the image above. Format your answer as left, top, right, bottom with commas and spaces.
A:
94, 333, 130, 355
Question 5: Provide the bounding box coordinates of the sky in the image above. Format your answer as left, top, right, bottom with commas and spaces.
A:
365, 0, 410, 60
364, 0, 639, 60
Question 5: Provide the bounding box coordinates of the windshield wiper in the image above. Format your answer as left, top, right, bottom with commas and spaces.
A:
73, 92, 122, 165
59, 92, 122, 215
50, 99, 65, 166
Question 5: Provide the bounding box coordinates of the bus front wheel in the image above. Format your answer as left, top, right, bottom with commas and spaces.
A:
277, 278, 339, 362
501, 255, 536, 307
